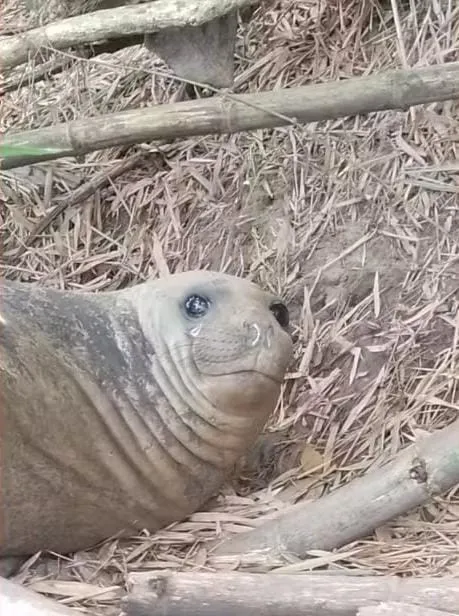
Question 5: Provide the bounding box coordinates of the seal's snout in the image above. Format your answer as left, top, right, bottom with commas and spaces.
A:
247, 322, 262, 347
245, 321, 282, 351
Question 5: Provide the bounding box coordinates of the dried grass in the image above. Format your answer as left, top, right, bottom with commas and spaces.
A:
1, 0, 459, 614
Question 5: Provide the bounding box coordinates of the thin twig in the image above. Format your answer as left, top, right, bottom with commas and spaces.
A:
13, 151, 149, 258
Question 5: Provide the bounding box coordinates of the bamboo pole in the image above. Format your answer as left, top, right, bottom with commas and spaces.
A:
2, 62, 459, 170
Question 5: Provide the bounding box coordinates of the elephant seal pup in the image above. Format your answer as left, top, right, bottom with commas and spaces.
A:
0, 270, 293, 559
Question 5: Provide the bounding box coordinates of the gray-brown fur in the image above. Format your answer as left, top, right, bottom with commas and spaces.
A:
0, 271, 292, 558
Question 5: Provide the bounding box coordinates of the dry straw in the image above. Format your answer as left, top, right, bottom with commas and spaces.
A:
1, 0, 459, 614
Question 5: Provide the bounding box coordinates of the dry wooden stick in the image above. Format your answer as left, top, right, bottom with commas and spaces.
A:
358, 603, 459, 616
2, 62, 459, 171
211, 416, 459, 565
122, 571, 459, 616
0, 576, 80, 616
0, 0, 257, 71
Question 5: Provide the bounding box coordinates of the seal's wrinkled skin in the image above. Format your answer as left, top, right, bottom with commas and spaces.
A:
0, 271, 293, 558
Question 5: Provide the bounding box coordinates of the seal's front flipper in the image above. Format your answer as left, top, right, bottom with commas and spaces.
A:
144, 10, 238, 89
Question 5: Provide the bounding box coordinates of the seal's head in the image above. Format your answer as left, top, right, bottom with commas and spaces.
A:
135, 270, 293, 428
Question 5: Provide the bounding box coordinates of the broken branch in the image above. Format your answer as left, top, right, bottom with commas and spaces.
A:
211, 416, 459, 566
15, 150, 147, 257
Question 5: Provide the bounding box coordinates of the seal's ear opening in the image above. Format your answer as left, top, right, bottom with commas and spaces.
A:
269, 301, 289, 330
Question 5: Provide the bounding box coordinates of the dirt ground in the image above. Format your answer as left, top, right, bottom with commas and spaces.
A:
1, 0, 459, 614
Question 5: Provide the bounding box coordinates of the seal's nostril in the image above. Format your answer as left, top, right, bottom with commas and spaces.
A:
269, 301, 289, 329
248, 323, 261, 347
265, 324, 274, 349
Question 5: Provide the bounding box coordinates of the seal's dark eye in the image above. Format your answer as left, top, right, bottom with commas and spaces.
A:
184, 294, 210, 318
270, 301, 289, 329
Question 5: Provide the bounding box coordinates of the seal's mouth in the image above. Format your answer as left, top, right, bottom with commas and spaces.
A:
196, 368, 284, 418
228, 369, 285, 386
195, 366, 285, 386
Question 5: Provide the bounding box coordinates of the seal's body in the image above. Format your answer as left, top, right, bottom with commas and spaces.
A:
0, 271, 292, 557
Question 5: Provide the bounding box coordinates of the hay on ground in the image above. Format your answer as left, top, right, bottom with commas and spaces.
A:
1, 1, 459, 614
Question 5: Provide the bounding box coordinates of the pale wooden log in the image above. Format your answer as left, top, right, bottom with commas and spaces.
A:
212, 416, 459, 565
122, 571, 459, 616
2, 62, 459, 170
0, 576, 80, 616
0, 0, 257, 71
358, 602, 459, 616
